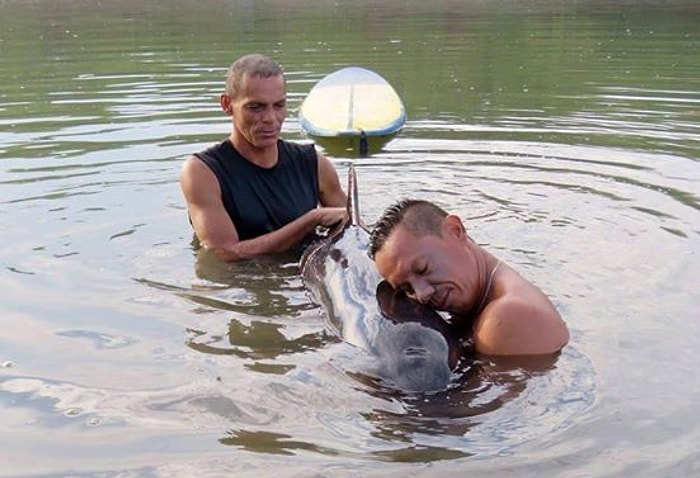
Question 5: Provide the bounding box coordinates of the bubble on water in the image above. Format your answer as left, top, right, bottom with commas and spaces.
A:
63, 408, 82, 417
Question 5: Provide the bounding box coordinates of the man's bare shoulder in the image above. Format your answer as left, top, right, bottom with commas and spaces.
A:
181, 155, 216, 183
473, 267, 569, 356
180, 155, 221, 206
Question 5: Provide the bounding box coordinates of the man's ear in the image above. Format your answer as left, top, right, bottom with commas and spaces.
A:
442, 214, 466, 240
220, 94, 232, 115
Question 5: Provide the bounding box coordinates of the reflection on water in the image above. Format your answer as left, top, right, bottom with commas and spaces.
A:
311, 134, 398, 158
187, 318, 327, 363
184, 247, 331, 368
220, 429, 342, 457
354, 355, 561, 459
191, 246, 310, 317
1, 0, 699, 476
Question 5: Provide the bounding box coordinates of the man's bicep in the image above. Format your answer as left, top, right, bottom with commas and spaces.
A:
180, 157, 239, 248
317, 153, 347, 207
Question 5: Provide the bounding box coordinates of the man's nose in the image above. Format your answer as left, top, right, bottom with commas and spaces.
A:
261, 106, 277, 123
261, 108, 272, 122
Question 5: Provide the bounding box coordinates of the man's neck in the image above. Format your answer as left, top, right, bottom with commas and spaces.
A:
230, 135, 278, 168
451, 249, 499, 335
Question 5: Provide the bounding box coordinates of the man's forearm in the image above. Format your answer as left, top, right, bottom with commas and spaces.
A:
207, 210, 319, 262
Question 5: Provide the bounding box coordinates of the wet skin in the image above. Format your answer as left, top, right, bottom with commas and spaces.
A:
374, 217, 490, 316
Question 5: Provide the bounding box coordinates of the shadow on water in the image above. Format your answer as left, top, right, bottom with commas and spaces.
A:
358, 355, 561, 453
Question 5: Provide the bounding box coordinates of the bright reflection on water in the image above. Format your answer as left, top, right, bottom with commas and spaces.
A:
1, 1, 699, 476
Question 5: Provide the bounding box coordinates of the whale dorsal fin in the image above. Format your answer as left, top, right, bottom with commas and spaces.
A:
347, 163, 361, 227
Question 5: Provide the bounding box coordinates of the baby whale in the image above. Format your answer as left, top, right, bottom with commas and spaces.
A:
300, 165, 463, 392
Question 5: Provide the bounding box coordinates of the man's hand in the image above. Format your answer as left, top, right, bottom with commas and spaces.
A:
315, 207, 348, 228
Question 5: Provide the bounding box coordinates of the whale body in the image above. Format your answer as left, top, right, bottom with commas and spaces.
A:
300, 166, 462, 392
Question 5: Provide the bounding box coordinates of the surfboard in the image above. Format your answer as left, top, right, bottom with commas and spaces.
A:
298, 67, 406, 155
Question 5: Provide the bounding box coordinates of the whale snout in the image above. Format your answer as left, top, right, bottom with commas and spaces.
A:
376, 322, 453, 392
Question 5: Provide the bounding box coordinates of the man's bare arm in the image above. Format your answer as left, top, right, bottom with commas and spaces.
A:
317, 152, 347, 207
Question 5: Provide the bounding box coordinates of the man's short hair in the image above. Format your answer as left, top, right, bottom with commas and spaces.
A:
225, 54, 284, 98
368, 199, 448, 259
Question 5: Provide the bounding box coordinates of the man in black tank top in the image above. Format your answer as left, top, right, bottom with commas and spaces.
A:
180, 54, 347, 261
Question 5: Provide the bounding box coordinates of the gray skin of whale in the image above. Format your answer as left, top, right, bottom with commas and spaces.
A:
300, 165, 462, 392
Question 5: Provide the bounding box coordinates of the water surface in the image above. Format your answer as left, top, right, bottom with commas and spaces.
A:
1, 1, 699, 476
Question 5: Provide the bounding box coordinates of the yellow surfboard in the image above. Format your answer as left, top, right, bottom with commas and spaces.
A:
299, 67, 406, 138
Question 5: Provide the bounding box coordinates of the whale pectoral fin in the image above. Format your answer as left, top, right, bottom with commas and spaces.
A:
376, 280, 464, 369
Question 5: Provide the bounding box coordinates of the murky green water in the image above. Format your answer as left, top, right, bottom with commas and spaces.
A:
1, 1, 699, 476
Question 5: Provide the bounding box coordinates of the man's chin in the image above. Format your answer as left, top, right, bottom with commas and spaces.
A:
252, 137, 279, 148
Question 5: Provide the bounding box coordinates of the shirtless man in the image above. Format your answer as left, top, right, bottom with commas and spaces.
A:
180, 54, 347, 261
368, 199, 569, 356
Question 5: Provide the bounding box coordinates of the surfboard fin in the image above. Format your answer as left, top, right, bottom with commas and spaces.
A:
359, 130, 368, 157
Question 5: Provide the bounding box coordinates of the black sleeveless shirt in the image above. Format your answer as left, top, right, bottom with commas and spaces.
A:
195, 139, 320, 241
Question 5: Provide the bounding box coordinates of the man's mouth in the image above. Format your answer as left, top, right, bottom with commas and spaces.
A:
257, 126, 279, 135
431, 289, 449, 310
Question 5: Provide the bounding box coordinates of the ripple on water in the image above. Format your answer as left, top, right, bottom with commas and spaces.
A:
335, 345, 596, 459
